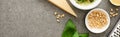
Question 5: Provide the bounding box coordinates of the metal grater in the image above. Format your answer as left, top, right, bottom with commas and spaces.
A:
109, 19, 120, 37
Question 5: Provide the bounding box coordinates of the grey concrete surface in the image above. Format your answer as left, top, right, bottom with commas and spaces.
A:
0, 0, 119, 37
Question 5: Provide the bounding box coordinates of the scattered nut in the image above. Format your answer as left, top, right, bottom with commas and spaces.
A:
56, 16, 60, 19
110, 8, 113, 12
54, 12, 66, 23
110, 12, 114, 14
61, 14, 65, 18
57, 19, 60, 23
115, 13, 118, 15
109, 8, 119, 17
56, 14, 61, 19
112, 14, 116, 17
54, 12, 58, 16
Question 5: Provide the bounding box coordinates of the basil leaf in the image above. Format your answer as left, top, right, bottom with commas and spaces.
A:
73, 31, 79, 37
76, 0, 87, 3
79, 33, 89, 37
62, 19, 89, 37
62, 19, 77, 37
89, 0, 94, 2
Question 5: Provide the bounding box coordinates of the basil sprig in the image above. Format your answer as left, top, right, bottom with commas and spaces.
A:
62, 19, 89, 37
76, 0, 94, 3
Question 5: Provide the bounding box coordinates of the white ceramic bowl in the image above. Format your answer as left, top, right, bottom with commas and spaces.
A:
110, 0, 120, 6
85, 8, 110, 33
70, 0, 102, 10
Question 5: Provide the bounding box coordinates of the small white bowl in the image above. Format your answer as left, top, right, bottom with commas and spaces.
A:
85, 8, 110, 33
70, 0, 102, 10
110, 0, 120, 6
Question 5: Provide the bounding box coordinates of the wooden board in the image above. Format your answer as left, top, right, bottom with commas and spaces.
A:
48, 0, 77, 17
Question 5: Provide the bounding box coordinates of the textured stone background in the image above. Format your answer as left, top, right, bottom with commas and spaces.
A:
0, 0, 119, 37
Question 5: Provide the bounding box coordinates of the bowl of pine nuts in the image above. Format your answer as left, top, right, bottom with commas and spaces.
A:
85, 8, 110, 33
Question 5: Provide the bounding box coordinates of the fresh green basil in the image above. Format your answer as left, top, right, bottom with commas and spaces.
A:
89, 0, 94, 2
62, 19, 78, 37
76, 0, 94, 3
79, 33, 89, 37
62, 19, 89, 37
